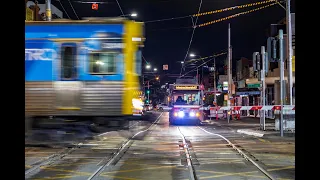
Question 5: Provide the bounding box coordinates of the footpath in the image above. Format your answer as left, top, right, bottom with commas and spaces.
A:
203, 116, 295, 139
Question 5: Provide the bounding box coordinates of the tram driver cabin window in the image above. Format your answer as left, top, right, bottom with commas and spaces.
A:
89, 52, 117, 74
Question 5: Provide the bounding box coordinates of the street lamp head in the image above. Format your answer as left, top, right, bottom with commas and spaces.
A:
153, 68, 157, 71
131, 13, 137, 17
189, 53, 196, 57
146, 64, 151, 69
181, 61, 184, 64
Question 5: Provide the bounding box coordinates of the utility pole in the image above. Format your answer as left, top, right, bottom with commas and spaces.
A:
213, 57, 218, 120
286, 0, 293, 105
260, 46, 266, 130
279, 29, 284, 137
147, 81, 150, 104
227, 23, 232, 122
45, 0, 52, 21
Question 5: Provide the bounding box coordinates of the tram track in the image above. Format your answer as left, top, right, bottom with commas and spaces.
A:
25, 113, 162, 179
177, 125, 275, 180
87, 112, 163, 180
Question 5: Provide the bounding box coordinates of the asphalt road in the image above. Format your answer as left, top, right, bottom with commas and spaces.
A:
25, 112, 295, 180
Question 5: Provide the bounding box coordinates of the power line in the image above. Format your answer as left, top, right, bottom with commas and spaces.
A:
67, 0, 80, 19
180, 52, 227, 78
142, 54, 149, 63
144, 15, 192, 23
57, 0, 71, 19
115, 0, 125, 16
180, 0, 203, 76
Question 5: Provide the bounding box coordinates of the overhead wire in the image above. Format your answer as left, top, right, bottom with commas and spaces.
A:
67, 0, 80, 20
115, 0, 125, 16
57, 0, 71, 19
180, 52, 227, 78
180, 0, 203, 76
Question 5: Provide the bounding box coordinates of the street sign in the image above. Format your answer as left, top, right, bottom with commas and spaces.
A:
247, 83, 260, 88
163, 64, 168, 70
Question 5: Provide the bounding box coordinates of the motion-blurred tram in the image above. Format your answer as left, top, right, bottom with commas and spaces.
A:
25, 18, 144, 128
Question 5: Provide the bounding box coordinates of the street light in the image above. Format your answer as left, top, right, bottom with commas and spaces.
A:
189, 53, 196, 57
153, 68, 157, 71
120, 13, 137, 17
146, 64, 151, 69
181, 61, 184, 64
130, 13, 137, 17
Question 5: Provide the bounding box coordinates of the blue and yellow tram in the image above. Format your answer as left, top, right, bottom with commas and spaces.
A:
25, 18, 144, 125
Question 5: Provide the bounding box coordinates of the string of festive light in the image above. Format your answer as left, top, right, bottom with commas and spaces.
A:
193, 0, 276, 17
145, 0, 282, 24
197, 2, 277, 28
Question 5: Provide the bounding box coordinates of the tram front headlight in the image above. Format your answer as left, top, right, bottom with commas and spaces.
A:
178, 111, 185, 118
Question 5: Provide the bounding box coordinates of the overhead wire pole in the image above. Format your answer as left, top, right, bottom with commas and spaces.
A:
227, 23, 232, 123
286, 0, 293, 105
45, 0, 52, 21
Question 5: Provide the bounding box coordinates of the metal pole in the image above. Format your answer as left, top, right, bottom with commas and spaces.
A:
197, 68, 199, 84
227, 23, 232, 123
147, 81, 150, 104
261, 46, 266, 130
45, 0, 52, 21
286, 0, 293, 105
213, 57, 218, 120
279, 30, 284, 137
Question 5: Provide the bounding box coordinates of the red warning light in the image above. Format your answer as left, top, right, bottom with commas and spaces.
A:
92, 3, 98, 10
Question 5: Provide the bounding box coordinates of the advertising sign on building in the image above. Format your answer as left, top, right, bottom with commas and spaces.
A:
223, 81, 228, 91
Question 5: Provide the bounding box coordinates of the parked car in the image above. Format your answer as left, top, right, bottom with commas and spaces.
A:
143, 104, 152, 111
157, 103, 171, 112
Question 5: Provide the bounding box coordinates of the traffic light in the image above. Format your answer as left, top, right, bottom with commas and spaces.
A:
146, 100, 149, 103
252, 52, 261, 71
146, 90, 150, 94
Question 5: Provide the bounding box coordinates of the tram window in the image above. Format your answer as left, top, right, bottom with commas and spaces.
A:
61, 46, 76, 79
89, 52, 117, 74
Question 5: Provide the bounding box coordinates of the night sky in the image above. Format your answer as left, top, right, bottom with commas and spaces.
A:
42, 0, 295, 83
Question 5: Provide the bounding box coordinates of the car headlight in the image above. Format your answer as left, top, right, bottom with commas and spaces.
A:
189, 112, 195, 117
178, 111, 185, 118
132, 98, 143, 110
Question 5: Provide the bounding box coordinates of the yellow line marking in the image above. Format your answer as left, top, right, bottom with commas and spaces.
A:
257, 138, 269, 143
25, 165, 32, 168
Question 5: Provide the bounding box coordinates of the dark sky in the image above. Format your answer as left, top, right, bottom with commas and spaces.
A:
42, 0, 295, 82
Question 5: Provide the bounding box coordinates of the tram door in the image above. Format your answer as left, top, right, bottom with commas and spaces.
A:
54, 42, 82, 114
